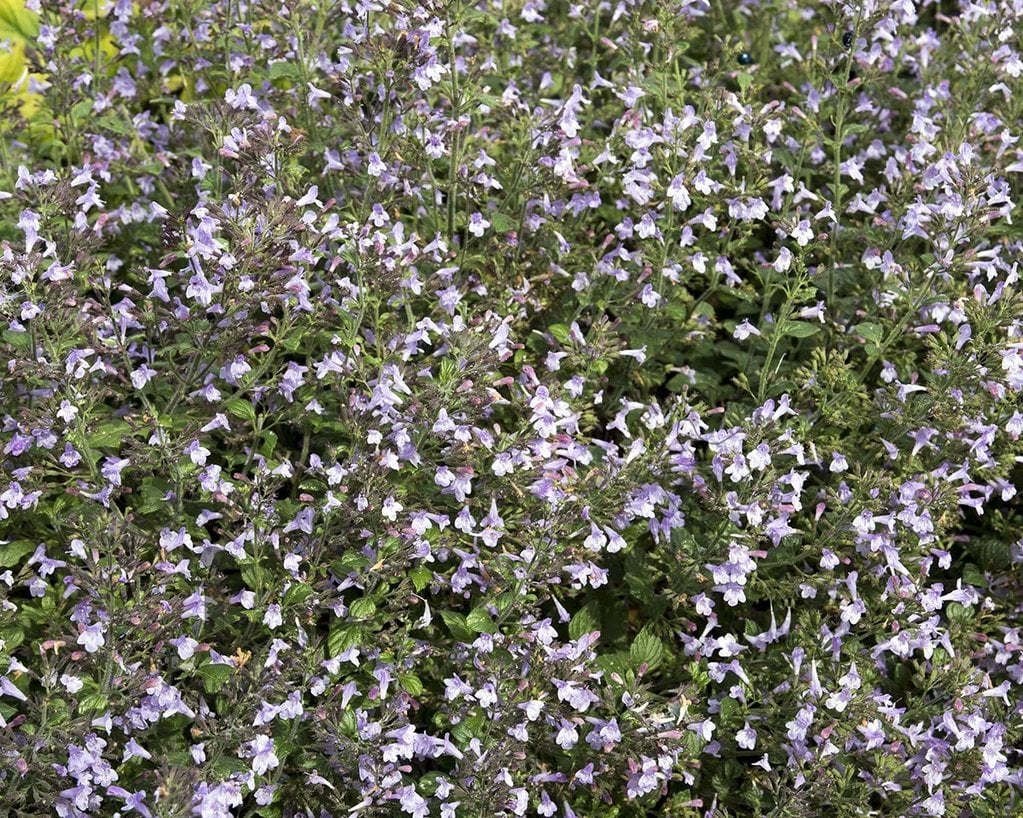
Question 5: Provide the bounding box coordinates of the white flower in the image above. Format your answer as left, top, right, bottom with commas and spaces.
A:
791, 219, 814, 246
733, 319, 762, 341
263, 604, 283, 630
467, 212, 490, 237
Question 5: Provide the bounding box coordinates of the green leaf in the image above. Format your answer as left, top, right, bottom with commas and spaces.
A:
568, 603, 600, 641
623, 549, 655, 605
417, 772, 445, 796
0, 626, 25, 652
595, 651, 630, 680
780, 320, 821, 338
683, 730, 706, 754
961, 563, 987, 588
0, 539, 36, 568
946, 603, 973, 624
283, 582, 314, 606
78, 693, 108, 714
547, 323, 571, 346
88, 419, 131, 449
259, 430, 279, 459
975, 538, 1012, 571
1, 329, 31, 352
450, 712, 485, 745
240, 560, 266, 590
0, 0, 38, 43
399, 673, 424, 696
410, 565, 433, 592
327, 623, 362, 657
138, 477, 174, 514
70, 100, 93, 121
493, 591, 517, 614
196, 663, 234, 694
854, 322, 884, 346
630, 626, 664, 671
95, 114, 134, 136
439, 610, 473, 642
465, 607, 497, 634
719, 696, 740, 721
490, 212, 517, 232
224, 397, 257, 425
349, 597, 377, 619
737, 72, 753, 94
268, 61, 302, 81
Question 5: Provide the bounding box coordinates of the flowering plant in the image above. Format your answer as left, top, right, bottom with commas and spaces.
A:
1, 0, 1022, 816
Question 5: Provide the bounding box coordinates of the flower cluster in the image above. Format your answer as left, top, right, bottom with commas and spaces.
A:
0, 0, 1022, 816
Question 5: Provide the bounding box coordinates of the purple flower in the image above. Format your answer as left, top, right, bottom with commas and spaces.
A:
467, 212, 490, 237
736, 722, 757, 750
553, 679, 599, 712
398, 785, 428, 818
101, 457, 129, 486
555, 719, 579, 749
181, 588, 207, 621
263, 604, 283, 630
169, 636, 199, 660
106, 787, 153, 817
0, 675, 27, 702
245, 735, 279, 775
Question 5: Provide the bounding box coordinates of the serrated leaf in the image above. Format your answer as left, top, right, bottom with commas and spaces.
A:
417, 772, 445, 797
224, 397, 257, 425
781, 320, 821, 338
240, 560, 265, 590
975, 538, 1012, 571
490, 212, 517, 232
268, 61, 302, 81
0, 0, 36, 40
595, 652, 630, 680
854, 322, 884, 346
568, 603, 600, 641
88, 419, 131, 449
327, 623, 361, 657
465, 607, 497, 634
95, 114, 133, 136
410, 565, 432, 592
624, 549, 655, 605
283, 583, 314, 606
349, 597, 376, 619
196, 663, 233, 694
138, 477, 175, 514
0, 626, 25, 652
960, 563, 987, 587
439, 610, 473, 642
493, 591, 516, 614
1, 329, 31, 352
719, 696, 740, 721
259, 430, 279, 459
78, 693, 108, 714
547, 323, 571, 345
630, 626, 664, 671
399, 673, 424, 696
0, 539, 36, 568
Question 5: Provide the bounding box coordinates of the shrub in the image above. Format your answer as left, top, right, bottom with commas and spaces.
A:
0, 0, 1021, 816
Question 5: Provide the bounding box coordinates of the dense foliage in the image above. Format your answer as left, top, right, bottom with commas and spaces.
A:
1, 0, 1022, 815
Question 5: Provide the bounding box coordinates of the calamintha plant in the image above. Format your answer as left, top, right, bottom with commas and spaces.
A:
0, 0, 1021, 817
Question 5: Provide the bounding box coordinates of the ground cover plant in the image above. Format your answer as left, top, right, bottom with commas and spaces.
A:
0, 0, 1022, 815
